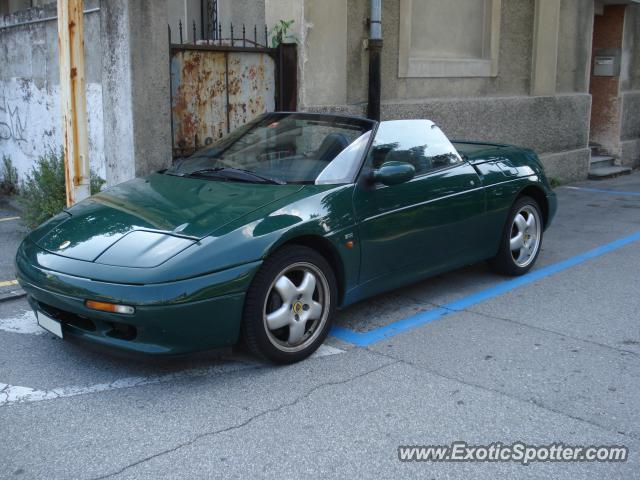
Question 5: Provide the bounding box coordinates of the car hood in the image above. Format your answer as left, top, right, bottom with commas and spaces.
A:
31, 173, 303, 264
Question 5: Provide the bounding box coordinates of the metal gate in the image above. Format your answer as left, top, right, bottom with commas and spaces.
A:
169, 21, 297, 158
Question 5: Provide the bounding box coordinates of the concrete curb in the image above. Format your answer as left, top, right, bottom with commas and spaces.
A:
0, 285, 26, 303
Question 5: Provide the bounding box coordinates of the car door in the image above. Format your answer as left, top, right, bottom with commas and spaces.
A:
352, 120, 486, 287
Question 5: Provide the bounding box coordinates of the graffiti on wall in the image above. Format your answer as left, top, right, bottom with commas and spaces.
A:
0, 80, 106, 181
0, 91, 27, 143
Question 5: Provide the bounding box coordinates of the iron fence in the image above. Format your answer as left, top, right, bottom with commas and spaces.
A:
168, 0, 270, 48
168, 5, 297, 158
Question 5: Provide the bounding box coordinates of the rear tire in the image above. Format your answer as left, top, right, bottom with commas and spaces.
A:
242, 245, 337, 364
488, 196, 543, 276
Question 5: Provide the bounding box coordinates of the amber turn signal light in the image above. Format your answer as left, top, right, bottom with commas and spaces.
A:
85, 300, 135, 315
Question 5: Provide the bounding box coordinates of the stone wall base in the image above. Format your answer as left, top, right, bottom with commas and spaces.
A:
539, 148, 591, 182
620, 139, 640, 168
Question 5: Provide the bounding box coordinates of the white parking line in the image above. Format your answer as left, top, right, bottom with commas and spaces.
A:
0, 344, 344, 406
0, 311, 346, 406
0, 311, 44, 335
0, 362, 257, 406
312, 344, 345, 357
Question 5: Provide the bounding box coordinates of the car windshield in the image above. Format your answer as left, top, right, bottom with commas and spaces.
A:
166, 113, 375, 185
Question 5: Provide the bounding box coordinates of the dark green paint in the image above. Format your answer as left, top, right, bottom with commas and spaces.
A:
350, 161, 487, 303
372, 161, 416, 186
16, 137, 557, 355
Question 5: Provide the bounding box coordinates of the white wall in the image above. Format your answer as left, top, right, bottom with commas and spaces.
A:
266, 0, 347, 107
0, 2, 106, 183
0, 79, 105, 180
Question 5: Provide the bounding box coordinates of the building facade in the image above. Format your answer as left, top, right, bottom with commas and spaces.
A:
1, 0, 639, 186
275, 0, 640, 181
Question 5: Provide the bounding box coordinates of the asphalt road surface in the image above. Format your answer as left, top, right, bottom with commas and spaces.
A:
1, 173, 640, 479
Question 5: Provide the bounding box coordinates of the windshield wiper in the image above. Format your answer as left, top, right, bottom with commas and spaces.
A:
182, 167, 285, 185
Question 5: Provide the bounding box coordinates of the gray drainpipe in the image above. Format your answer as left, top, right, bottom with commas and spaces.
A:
367, 0, 383, 121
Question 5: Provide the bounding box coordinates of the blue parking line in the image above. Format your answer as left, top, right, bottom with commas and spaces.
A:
330, 229, 640, 346
564, 186, 640, 197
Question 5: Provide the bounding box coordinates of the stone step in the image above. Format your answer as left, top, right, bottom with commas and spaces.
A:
588, 166, 633, 180
590, 155, 615, 168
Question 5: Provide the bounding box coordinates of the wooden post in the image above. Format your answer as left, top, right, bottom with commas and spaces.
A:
57, 0, 91, 206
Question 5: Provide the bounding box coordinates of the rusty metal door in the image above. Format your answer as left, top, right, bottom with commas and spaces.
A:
170, 45, 278, 157
169, 1, 297, 158
169, 15, 297, 158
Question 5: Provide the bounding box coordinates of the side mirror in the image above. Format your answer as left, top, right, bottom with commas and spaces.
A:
372, 161, 416, 186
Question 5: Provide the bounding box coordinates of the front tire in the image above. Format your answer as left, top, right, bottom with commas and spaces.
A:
489, 196, 543, 276
242, 245, 337, 364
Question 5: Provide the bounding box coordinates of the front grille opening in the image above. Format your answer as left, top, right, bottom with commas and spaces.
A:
38, 302, 96, 331
105, 322, 137, 341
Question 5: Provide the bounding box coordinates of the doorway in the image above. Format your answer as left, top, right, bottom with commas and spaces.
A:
588, 4, 627, 158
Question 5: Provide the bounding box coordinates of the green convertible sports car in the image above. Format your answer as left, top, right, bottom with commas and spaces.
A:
16, 112, 556, 363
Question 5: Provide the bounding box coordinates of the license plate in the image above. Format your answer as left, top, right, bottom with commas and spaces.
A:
37, 311, 63, 338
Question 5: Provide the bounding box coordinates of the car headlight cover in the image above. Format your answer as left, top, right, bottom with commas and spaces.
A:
95, 230, 195, 268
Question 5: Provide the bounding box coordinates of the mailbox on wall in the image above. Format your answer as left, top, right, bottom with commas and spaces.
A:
593, 48, 621, 77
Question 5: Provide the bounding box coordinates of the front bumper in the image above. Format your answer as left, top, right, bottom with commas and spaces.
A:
16, 240, 261, 355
